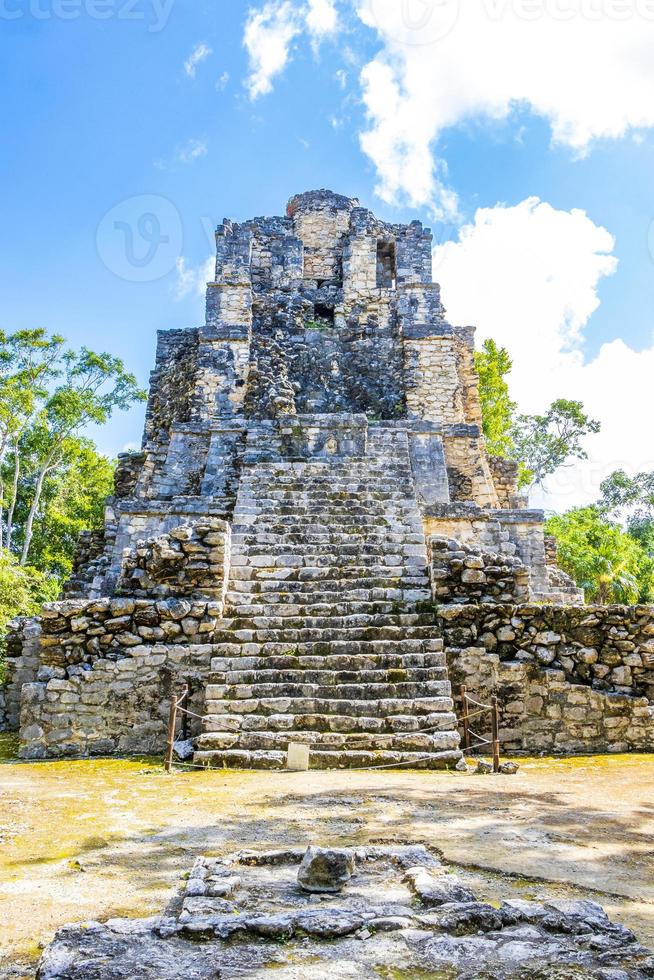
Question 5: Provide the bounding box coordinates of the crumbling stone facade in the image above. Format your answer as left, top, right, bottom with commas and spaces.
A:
3, 189, 652, 764
440, 602, 654, 754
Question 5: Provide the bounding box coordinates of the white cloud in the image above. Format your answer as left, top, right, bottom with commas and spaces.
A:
244, 1, 302, 99
240, 1, 654, 210
306, 0, 339, 39
177, 138, 208, 164
174, 256, 214, 299
153, 138, 208, 171
355, 0, 654, 213
244, 0, 340, 99
216, 71, 230, 91
184, 42, 212, 79
434, 197, 654, 511
334, 68, 347, 88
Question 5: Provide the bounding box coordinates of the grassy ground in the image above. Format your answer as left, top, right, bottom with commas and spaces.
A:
1, 736, 653, 977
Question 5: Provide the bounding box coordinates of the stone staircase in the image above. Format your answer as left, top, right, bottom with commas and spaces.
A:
194, 426, 462, 770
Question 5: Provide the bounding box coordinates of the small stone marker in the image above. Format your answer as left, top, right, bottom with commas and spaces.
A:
286, 742, 310, 771
297, 846, 355, 893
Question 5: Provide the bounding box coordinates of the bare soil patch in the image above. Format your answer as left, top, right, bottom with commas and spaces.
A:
1, 741, 652, 977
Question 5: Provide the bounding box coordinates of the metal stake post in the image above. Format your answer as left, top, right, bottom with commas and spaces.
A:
165, 695, 179, 773
460, 685, 471, 751
491, 695, 501, 773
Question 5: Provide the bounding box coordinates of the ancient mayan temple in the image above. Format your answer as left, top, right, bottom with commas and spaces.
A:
5, 190, 653, 765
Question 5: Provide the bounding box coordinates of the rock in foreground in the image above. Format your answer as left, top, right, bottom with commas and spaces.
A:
297, 845, 355, 893
37, 845, 654, 979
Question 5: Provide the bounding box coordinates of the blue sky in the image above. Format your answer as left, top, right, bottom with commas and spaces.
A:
2, 0, 654, 508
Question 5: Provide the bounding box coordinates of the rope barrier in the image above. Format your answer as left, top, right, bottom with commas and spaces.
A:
460, 685, 501, 772
464, 696, 492, 710
176, 705, 206, 722
163, 683, 503, 775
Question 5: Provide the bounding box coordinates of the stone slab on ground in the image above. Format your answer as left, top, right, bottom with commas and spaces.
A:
36, 845, 654, 979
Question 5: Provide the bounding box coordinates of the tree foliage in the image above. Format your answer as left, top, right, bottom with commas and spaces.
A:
9, 439, 115, 579
598, 469, 654, 539
0, 328, 146, 662
16, 345, 146, 564
474, 339, 516, 458
512, 399, 601, 488
545, 506, 654, 604
0, 549, 59, 668
475, 338, 601, 489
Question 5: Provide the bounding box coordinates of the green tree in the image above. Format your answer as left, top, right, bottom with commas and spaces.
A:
475, 340, 601, 490
18, 347, 145, 564
599, 469, 654, 538
0, 330, 64, 550
546, 506, 654, 604
9, 438, 114, 579
474, 339, 516, 458
511, 399, 601, 488
0, 549, 59, 668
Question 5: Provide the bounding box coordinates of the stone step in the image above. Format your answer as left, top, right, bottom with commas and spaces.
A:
221, 600, 432, 617
240, 482, 412, 494
229, 568, 428, 589
212, 627, 439, 644
232, 514, 423, 544
225, 587, 432, 606
217, 612, 437, 630
237, 491, 416, 503
211, 638, 435, 657
192, 747, 462, 771
239, 476, 415, 489
235, 506, 421, 518
230, 532, 426, 546
228, 574, 429, 592
200, 712, 458, 738
203, 694, 454, 721
233, 514, 422, 527
240, 463, 413, 475
209, 653, 445, 672
230, 542, 427, 558
207, 666, 448, 688
204, 679, 451, 701
230, 555, 426, 571
196, 729, 460, 753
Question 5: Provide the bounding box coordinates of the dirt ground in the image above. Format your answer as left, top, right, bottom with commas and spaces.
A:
1, 736, 653, 978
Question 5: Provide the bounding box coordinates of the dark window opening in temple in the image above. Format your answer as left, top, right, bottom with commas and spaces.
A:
376, 240, 396, 289
312, 303, 335, 328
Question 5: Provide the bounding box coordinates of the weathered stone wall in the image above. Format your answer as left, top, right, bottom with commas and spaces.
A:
428, 536, 531, 605
2, 618, 41, 731
11, 598, 222, 757
423, 505, 580, 602
118, 518, 230, 600
19, 641, 213, 759
488, 456, 524, 510
441, 603, 654, 754
36, 597, 221, 669
442, 429, 499, 508
142, 329, 198, 445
